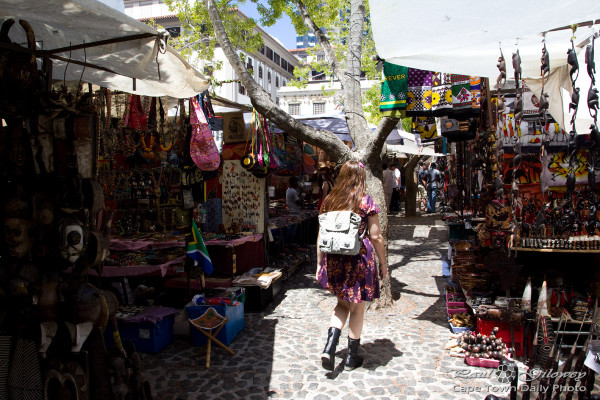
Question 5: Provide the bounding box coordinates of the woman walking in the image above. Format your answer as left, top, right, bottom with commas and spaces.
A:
316, 161, 388, 370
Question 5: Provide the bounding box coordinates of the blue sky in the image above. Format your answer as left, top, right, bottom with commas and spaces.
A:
237, 3, 297, 49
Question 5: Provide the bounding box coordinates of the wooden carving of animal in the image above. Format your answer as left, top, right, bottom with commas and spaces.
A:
541, 45, 550, 77
588, 86, 599, 119
512, 50, 522, 89
567, 47, 579, 84
497, 55, 507, 88
586, 43, 596, 84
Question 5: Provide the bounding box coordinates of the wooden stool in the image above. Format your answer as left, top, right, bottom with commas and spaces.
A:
189, 307, 235, 368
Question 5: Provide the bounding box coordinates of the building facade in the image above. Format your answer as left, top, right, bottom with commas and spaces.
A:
123, 0, 299, 106
278, 47, 377, 117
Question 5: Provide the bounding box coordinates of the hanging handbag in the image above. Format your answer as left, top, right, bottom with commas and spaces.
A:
318, 211, 365, 256
189, 96, 220, 171
200, 91, 223, 131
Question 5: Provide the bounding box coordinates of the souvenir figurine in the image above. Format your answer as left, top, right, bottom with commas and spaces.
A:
512, 50, 522, 89
541, 44, 550, 77
497, 53, 507, 89
588, 87, 599, 120
569, 87, 580, 124
567, 46, 579, 84
586, 41, 596, 83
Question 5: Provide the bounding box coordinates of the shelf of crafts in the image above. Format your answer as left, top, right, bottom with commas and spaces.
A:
110, 238, 186, 251
94, 255, 186, 277
514, 247, 600, 254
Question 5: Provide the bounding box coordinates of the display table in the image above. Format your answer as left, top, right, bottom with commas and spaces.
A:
97, 256, 185, 277
205, 233, 265, 275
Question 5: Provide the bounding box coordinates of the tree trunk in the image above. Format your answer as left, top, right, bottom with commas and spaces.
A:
205, 0, 398, 307
403, 156, 423, 217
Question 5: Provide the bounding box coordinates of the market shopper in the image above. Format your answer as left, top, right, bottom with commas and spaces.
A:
426, 162, 442, 213
286, 176, 303, 211
389, 164, 402, 213
417, 162, 427, 212
316, 160, 388, 371
317, 168, 334, 210
382, 163, 395, 212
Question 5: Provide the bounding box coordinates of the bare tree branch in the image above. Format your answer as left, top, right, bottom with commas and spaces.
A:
291, 0, 344, 85
204, 0, 350, 160
365, 116, 399, 164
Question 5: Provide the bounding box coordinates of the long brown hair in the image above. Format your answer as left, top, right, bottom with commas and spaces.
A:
320, 161, 366, 214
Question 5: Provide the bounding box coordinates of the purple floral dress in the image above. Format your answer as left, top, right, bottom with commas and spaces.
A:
317, 194, 381, 303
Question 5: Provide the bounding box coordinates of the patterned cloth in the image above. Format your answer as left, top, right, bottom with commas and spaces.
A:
380, 62, 408, 116
406, 68, 433, 112
432, 72, 452, 112
317, 195, 381, 303
451, 74, 472, 109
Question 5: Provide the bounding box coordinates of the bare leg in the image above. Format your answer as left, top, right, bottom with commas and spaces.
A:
329, 299, 350, 330
347, 301, 366, 339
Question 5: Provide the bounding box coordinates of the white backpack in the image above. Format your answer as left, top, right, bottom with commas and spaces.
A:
318, 211, 365, 255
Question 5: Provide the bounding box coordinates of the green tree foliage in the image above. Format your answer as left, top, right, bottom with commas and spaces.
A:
164, 0, 383, 122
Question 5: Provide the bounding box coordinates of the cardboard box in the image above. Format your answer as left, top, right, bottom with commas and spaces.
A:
187, 302, 244, 346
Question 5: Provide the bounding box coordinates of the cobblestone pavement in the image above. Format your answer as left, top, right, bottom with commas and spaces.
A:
142, 214, 511, 400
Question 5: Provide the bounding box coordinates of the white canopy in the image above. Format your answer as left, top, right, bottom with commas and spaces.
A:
1, 0, 208, 98
370, 1, 600, 134
386, 129, 444, 158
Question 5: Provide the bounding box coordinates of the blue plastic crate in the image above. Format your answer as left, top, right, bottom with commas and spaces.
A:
105, 315, 174, 353
187, 302, 244, 346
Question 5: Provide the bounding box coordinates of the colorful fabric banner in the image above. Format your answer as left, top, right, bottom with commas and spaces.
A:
451, 74, 472, 109
470, 76, 481, 109
380, 62, 408, 116
406, 68, 433, 112
431, 72, 452, 112
187, 221, 214, 275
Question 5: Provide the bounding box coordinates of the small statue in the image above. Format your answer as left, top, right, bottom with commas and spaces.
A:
569, 87, 580, 122
567, 46, 579, 84
538, 91, 549, 120
588, 163, 596, 190
514, 92, 523, 122
566, 165, 576, 193
497, 94, 506, 125
497, 53, 507, 89
590, 123, 600, 148
586, 41, 596, 84
588, 86, 599, 120
541, 44, 550, 77
512, 50, 522, 89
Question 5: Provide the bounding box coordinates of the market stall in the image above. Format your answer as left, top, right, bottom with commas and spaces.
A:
0, 0, 219, 398
371, 2, 600, 396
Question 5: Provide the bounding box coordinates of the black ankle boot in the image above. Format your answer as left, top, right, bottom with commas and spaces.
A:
344, 337, 363, 370
321, 327, 341, 370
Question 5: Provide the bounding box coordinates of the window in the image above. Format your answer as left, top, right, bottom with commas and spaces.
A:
274, 52, 280, 66
282, 79, 287, 87
287, 64, 294, 74
258, 65, 263, 79
317, 54, 325, 61
275, 77, 279, 88
238, 83, 246, 95
246, 57, 253, 71
258, 46, 264, 54
313, 102, 325, 114
165, 26, 180, 38
267, 71, 271, 83
281, 59, 288, 71
289, 103, 300, 115
266, 46, 273, 60
312, 70, 325, 81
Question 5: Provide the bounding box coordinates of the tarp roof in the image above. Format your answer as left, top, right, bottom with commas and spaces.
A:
1, 0, 209, 98
370, 1, 600, 135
